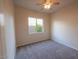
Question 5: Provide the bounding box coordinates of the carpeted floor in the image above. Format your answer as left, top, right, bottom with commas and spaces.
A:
15, 40, 78, 59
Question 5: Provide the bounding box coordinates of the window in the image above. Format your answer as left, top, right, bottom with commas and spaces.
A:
28, 17, 44, 34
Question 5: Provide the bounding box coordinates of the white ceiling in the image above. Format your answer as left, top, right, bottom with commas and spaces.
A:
14, 0, 76, 13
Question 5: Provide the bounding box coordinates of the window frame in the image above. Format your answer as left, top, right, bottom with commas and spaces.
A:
28, 17, 45, 34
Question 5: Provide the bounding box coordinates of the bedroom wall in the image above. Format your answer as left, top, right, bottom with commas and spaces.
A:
51, 2, 78, 50
0, 0, 16, 59
15, 5, 50, 47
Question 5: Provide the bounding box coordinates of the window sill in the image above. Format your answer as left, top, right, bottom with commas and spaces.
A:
29, 32, 45, 35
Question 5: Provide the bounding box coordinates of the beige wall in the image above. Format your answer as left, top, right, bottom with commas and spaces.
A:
51, 2, 78, 50
15, 5, 50, 47
0, 0, 16, 59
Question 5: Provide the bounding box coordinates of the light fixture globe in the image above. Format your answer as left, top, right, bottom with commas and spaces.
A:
44, 4, 51, 9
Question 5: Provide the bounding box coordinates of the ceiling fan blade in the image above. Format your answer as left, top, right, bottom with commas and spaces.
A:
36, 0, 46, 6
38, 0, 46, 4
43, 0, 46, 3
36, 3, 44, 6
53, 2, 60, 5
36, 3, 42, 5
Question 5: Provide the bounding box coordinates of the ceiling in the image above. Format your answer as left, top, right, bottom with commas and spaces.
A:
14, 0, 76, 13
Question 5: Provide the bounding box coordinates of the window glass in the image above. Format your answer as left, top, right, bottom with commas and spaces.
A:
28, 17, 44, 34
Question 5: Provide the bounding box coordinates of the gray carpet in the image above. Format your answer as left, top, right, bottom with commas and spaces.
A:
15, 40, 78, 59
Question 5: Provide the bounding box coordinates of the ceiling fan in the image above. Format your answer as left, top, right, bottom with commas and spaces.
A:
37, 0, 60, 9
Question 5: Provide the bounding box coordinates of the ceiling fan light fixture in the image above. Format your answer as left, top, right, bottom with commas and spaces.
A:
37, 0, 59, 10
44, 4, 51, 9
